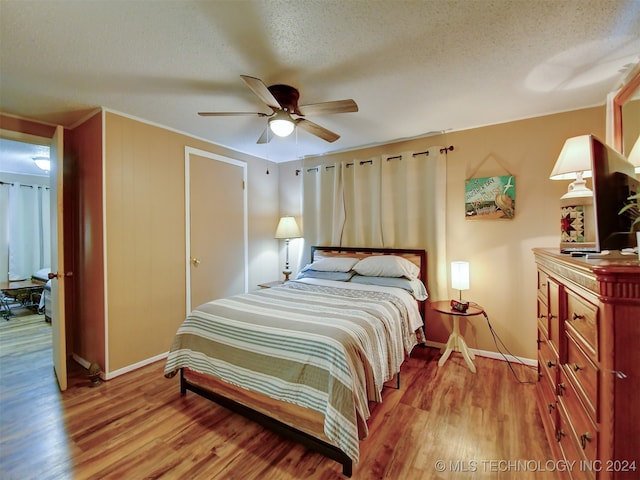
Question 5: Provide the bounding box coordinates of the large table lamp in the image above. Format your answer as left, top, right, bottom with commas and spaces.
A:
275, 216, 301, 281
550, 135, 595, 251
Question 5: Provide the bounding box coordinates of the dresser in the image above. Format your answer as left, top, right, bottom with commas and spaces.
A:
533, 248, 640, 480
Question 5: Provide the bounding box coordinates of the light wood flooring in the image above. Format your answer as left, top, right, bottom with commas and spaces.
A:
0, 311, 560, 479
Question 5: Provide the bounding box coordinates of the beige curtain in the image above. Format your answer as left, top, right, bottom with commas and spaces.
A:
302, 163, 345, 248
342, 157, 383, 246
302, 147, 448, 299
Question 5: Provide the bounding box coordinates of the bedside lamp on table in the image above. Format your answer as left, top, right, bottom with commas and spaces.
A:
275, 216, 301, 281
431, 260, 484, 373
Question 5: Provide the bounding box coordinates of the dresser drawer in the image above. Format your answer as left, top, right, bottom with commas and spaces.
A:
565, 333, 598, 421
558, 370, 598, 467
565, 290, 598, 360
548, 279, 562, 356
538, 269, 549, 302
538, 360, 558, 425
537, 298, 549, 338
557, 402, 595, 480
539, 335, 558, 390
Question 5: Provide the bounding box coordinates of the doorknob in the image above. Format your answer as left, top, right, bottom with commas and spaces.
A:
48, 272, 73, 279
191, 257, 201, 267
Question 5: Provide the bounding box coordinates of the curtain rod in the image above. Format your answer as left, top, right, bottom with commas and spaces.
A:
0, 181, 50, 188
387, 145, 454, 161
304, 145, 455, 173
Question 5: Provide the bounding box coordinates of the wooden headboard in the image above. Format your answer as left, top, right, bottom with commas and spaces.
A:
310, 246, 428, 320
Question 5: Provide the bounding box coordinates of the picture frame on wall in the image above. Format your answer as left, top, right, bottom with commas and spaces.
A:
465, 175, 516, 220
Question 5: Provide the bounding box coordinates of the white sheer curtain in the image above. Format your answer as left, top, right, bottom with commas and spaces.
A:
302, 146, 448, 300
0, 184, 9, 283
6, 183, 51, 281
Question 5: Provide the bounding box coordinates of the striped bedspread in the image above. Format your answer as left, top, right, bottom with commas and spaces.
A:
164, 278, 425, 465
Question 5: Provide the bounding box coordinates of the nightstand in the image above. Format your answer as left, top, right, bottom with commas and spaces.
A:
431, 300, 485, 373
258, 280, 284, 289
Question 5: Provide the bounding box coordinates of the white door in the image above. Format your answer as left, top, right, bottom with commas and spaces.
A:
49, 126, 67, 391
185, 147, 247, 313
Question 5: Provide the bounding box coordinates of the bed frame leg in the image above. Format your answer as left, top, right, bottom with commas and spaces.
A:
396, 372, 401, 389
343, 460, 353, 477
179, 368, 187, 396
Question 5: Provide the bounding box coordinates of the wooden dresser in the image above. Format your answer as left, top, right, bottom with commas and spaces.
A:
533, 248, 639, 480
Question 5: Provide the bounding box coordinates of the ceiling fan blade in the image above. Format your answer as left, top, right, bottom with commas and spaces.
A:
298, 99, 358, 116
256, 126, 272, 144
295, 118, 340, 143
241, 75, 282, 110
198, 112, 269, 117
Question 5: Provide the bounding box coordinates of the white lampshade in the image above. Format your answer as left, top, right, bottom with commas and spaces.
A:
627, 137, 640, 174
550, 135, 594, 199
451, 261, 470, 291
274, 216, 301, 239
269, 111, 295, 137
33, 156, 50, 172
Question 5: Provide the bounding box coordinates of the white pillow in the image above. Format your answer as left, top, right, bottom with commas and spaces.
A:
353, 255, 420, 279
301, 257, 360, 272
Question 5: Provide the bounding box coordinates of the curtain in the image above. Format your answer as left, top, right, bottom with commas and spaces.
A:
342, 158, 383, 246
0, 184, 9, 283
302, 147, 448, 300
302, 162, 345, 248
6, 183, 51, 281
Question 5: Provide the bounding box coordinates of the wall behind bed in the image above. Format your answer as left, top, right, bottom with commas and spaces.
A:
279, 105, 605, 361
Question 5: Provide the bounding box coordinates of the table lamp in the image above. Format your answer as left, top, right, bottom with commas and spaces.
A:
627, 137, 640, 174
550, 135, 596, 251
450, 261, 470, 312
274, 216, 301, 281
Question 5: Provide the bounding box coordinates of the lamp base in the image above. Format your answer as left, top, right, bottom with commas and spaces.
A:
559, 195, 596, 251
282, 269, 292, 281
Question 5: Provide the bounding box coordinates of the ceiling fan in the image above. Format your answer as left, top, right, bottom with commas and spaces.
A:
198, 75, 358, 143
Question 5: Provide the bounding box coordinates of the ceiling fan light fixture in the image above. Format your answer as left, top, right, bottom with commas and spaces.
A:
269, 110, 295, 137
33, 156, 50, 172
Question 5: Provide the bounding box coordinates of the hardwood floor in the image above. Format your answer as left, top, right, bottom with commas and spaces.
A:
0, 314, 561, 479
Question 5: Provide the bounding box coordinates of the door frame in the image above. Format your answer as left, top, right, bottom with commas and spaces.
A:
184, 147, 248, 314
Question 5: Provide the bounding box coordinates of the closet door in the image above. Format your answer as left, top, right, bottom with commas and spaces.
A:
185, 147, 247, 312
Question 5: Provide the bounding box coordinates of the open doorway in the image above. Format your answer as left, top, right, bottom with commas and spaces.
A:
0, 137, 52, 328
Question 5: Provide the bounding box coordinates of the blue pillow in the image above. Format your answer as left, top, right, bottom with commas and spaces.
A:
349, 274, 428, 300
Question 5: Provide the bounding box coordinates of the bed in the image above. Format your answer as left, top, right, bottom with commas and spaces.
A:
164, 246, 428, 476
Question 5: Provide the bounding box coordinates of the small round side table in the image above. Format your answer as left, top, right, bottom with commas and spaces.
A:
430, 300, 485, 373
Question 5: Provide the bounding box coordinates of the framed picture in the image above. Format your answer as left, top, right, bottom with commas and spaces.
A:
465, 175, 515, 220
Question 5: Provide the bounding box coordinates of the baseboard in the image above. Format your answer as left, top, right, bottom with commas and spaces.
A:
72, 352, 91, 369
423, 340, 537, 367
104, 351, 169, 380
76, 343, 535, 383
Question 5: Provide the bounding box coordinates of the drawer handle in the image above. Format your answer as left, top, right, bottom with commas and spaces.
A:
572, 312, 585, 320
547, 360, 556, 368
548, 313, 557, 320
573, 363, 582, 372
538, 314, 546, 319
556, 429, 565, 442
537, 339, 542, 345
541, 282, 547, 288
580, 432, 592, 449
548, 403, 555, 414
558, 382, 566, 396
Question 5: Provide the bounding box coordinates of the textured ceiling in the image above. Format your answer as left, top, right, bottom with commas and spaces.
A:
1, 0, 640, 172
